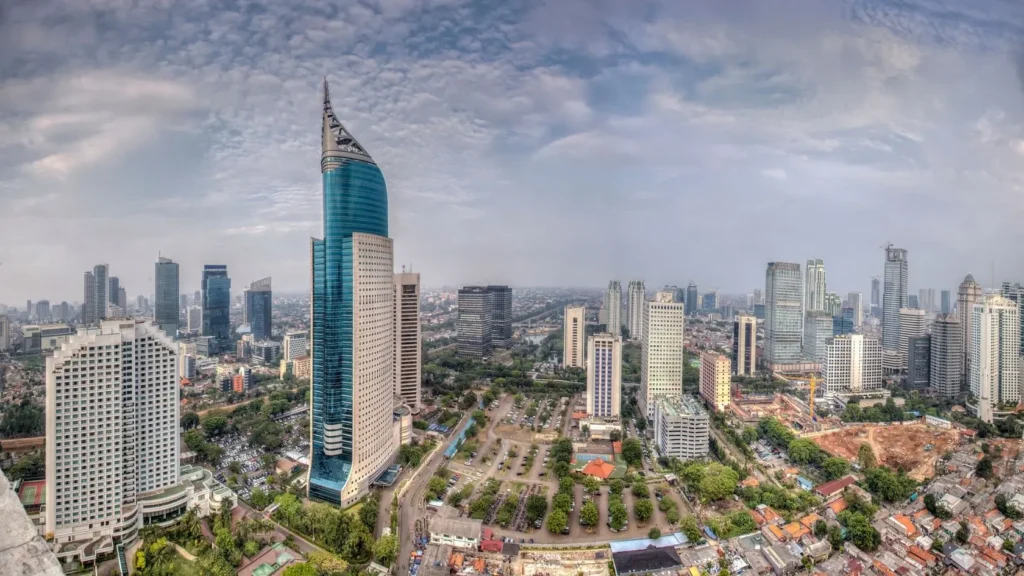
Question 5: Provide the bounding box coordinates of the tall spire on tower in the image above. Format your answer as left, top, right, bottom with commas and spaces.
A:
321, 77, 373, 164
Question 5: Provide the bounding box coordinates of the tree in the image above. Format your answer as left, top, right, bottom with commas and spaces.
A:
827, 525, 844, 550
580, 501, 599, 527
547, 509, 568, 534
0, 401, 44, 437
553, 461, 571, 478
648, 527, 662, 539
609, 479, 624, 495
609, 501, 628, 530
202, 413, 229, 437
373, 534, 398, 567
583, 476, 600, 493
7, 450, 44, 481
697, 463, 739, 502
787, 438, 820, 465
634, 498, 653, 523
857, 443, 876, 469
864, 466, 916, 503
822, 457, 851, 481
609, 430, 622, 442
955, 520, 969, 544
552, 493, 573, 514
814, 519, 828, 538
741, 427, 758, 445
282, 564, 318, 576
526, 495, 548, 523
632, 481, 650, 499
622, 438, 643, 467
306, 550, 348, 576
680, 515, 702, 542
460, 392, 478, 411
976, 456, 994, 479
360, 495, 379, 529
229, 461, 243, 475
844, 513, 881, 552
181, 411, 200, 430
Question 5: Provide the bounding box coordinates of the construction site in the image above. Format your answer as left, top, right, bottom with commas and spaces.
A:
729, 387, 840, 433
517, 547, 612, 576
809, 422, 963, 480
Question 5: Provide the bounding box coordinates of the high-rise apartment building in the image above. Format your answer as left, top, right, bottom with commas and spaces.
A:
562, 306, 586, 369
394, 272, 422, 410
186, 306, 202, 332
805, 259, 826, 312
640, 292, 685, 419
245, 277, 273, 341
605, 281, 623, 335
685, 283, 698, 317
83, 264, 109, 325
930, 314, 963, 398
732, 315, 756, 376
627, 280, 646, 340
824, 292, 842, 317
823, 334, 882, 396
765, 262, 803, 366
1000, 281, 1024, 354
803, 311, 833, 365
309, 81, 398, 506
699, 350, 731, 412
201, 265, 231, 353
958, 274, 982, 386
486, 285, 512, 348
970, 294, 1021, 422
653, 396, 709, 461
586, 333, 621, 418
154, 256, 180, 337
35, 300, 51, 321
919, 288, 936, 313
283, 330, 308, 361
940, 290, 952, 314
457, 287, 493, 359
0, 314, 9, 351
871, 278, 881, 308
847, 292, 863, 327
108, 277, 120, 307
898, 308, 926, 370
882, 246, 908, 352
907, 335, 930, 389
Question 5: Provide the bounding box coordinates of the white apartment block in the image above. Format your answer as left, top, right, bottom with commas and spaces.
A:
971, 294, 1021, 422
823, 334, 882, 397
699, 350, 731, 412
394, 271, 421, 410
283, 330, 308, 361
898, 307, 927, 370
627, 280, 646, 340
586, 333, 621, 418
563, 306, 586, 369
640, 292, 685, 419
186, 306, 202, 332
654, 396, 709, 461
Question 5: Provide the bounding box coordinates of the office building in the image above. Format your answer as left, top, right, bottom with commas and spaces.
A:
245, 277, 273, 341
627, 280, 646, 340
108, 277, 120, 308
58, 301, 70, 321
958, 274, 982, 385
898, 308, 927, 370
201, 265, 231, 353
283, 330, 308, 362
882, 246, 908, 353
0, 314, 9, 351
685, 283, 698, 317
847, 292, 863, 327
700, 290, 719, 312
824, 292, 841, 317
309, 81, 398, 506
180, 294, 188, 312
653, 396, 709, 461
563, 306, 586, 369
805, 259, 826, 312
823, 334, 883, 396
671, 286, 686, 304
970, 294, 1021, 421
930, 314, 962, 398
186, 306, 202, 332
640, 292, 685, 419
753, 303, 765, 320
919, 288, 936, 313
907, 335, 931, 389
871, 277, 881, 308
118, 287, 127, 312
457, 286, 493, 359
908, 294, 919, 309
753, 288, 763, 305
833, 307, 855, 336
251, 340, 282, 364
486, 285, 512, 348
765, 262, 803, 366
154, 256, 180, 337
586, 333, 621, 418
940, 290, 952, 314
83, 264, 108, 325
181, 353, 197, 379
394, 272, 422, 410
732, 315, 756, 376
34, 300, 50, 322
604, 281, 623, 334
803, 311, 833, 364
699, 350, 731, 412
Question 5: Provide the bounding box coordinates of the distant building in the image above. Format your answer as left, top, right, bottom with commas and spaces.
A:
971, 294, 1021, 421
35, 300, 50, 322
654, 396, 709, 461
586, 333, 621, 418
832, 312, 853, 336
0, 315, 8, 350
83, 264, 108, 325
906, 335, 930, 390
929, 314, 962, 398
699, 350, 731, 412
640, 292, 685, 419
202, 265, 231, 353
155, 256, 180, 337
283, 331, 308, 361
824, 334, 882, 396
685, 283, 698, 317
700, 290, 718, 312
882, 246, 908, 353
908, 294, 919, 309
563, 306, 586, 369
824, 292, 841, 317
245, 277, 272, 341
871, 277, 881, 308
732, 315, 756, 376
765, 262, 803, 366
803, 311, 833, 364
958, 274, 982, 385
394, 272, 422, 410
457, 286, 492, 359
627, 280, 646, 340
898, 308, 926, 371
940, 290, 952, 314
605, 281, 623, 334
292, 356, 312, 381
486, 285, 512, 348
847, 292, 863, 327
805, 259, 826, 312
181, 354, 197, 379
186, 306, 202, 332
251, 340, 282, 364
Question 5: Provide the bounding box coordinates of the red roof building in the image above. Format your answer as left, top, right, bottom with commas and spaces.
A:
581, 458, 616, 479
814, 475, 856, 500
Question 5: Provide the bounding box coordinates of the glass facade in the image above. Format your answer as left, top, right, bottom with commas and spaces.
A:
154, 257, 179, 337
245, 278, 272, 341
765, 262, 803, 364
202, 265, 231, 352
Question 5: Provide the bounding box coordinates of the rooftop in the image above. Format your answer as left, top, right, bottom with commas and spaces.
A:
429, 516, 482, 540
656, 395, 708, 419
612, 546, 683, 576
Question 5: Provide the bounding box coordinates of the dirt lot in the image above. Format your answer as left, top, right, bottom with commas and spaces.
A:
812, 423, 962, 480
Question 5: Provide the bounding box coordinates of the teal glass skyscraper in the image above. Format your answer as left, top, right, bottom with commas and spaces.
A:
309, 80, 397, 506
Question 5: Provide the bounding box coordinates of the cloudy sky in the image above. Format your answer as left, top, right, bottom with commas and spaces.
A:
2, 0, 1024, 304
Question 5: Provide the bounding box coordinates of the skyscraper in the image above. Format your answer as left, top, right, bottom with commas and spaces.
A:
586, 333, 621, 418
847, 292, 863, 327
930, 314, 962, 398
765, 262, 803, 366
805, 259, 826, 312
700, 290, 719, 312
310, 81, 397, 506
154, 256, 180, 337
35, 300, 50, 321
871, 277, 880, 308
907, 335, 930, 389
457, 287, 493, 358
908, 294, 919, 309
882, 246, 908, 353
562, 306, 586, 369
283, 330, 309, 361
685, 283, 698, 317
1000, 281, 1024, 354
640, 292, 685, 419
971, 294, 1021, 421
83, 264, 109, 325
108, 276, 120, 307
627, 280, 646, 340
958, 274, 982, 385
245, 277, 273, 340
201, 265, 231, 352
394, 272, 421, 410
824, 334, 882, 396
803, 310, 833, 364
940, 290, 952, 314
699, 350, 731, 412
486, 285, 512, 347
0, 314, 9, 351
186, 306, 202, 331
732, 315, 756, 376
824, 292, 841, 317
604, 281, 622, 335
898, 308, 926, 371
918, 288, 936, 313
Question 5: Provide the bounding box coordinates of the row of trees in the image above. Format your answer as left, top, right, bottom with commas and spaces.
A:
272, 493, 395, 566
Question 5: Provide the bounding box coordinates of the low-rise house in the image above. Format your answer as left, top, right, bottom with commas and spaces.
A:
887, 515, 918, 538
429, 515, 482, 549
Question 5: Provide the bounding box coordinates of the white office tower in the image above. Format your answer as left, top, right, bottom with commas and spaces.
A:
604, 281, 622, 336
394, 272, 422, 410
563, 306, 586, 369
847, 292, 864, 327
971, 294, 1021, 422
0, 314, 8, 351
654, 396, 709, 461
586, 333, 621, 417
627, 280, 646, 340
765, 262, 803, 366
805, 259, 826, 312
823, 334, 882, 396
803, 311, 833, 365
881, 246, 908, 353
186, 306, 202, 332
283, 330, 309, 361
898, 308, 927, 370
930, 314, 962, 399
640, 292, 685, 419
958, 274, 983, 386
699, 350, 731, 412
46, 320, 180, 562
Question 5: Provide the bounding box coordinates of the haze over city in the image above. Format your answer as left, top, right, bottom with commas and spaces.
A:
5, 0, 1024, 302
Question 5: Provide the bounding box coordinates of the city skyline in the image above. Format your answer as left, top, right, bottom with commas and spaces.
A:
5, 1, 1024, 300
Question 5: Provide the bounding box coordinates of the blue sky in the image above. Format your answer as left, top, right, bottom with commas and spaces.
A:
2, 0, 1024, 302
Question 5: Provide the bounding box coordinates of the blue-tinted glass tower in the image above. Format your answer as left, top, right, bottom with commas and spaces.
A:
202, 265, 231, 352
245, 277, 273, 341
